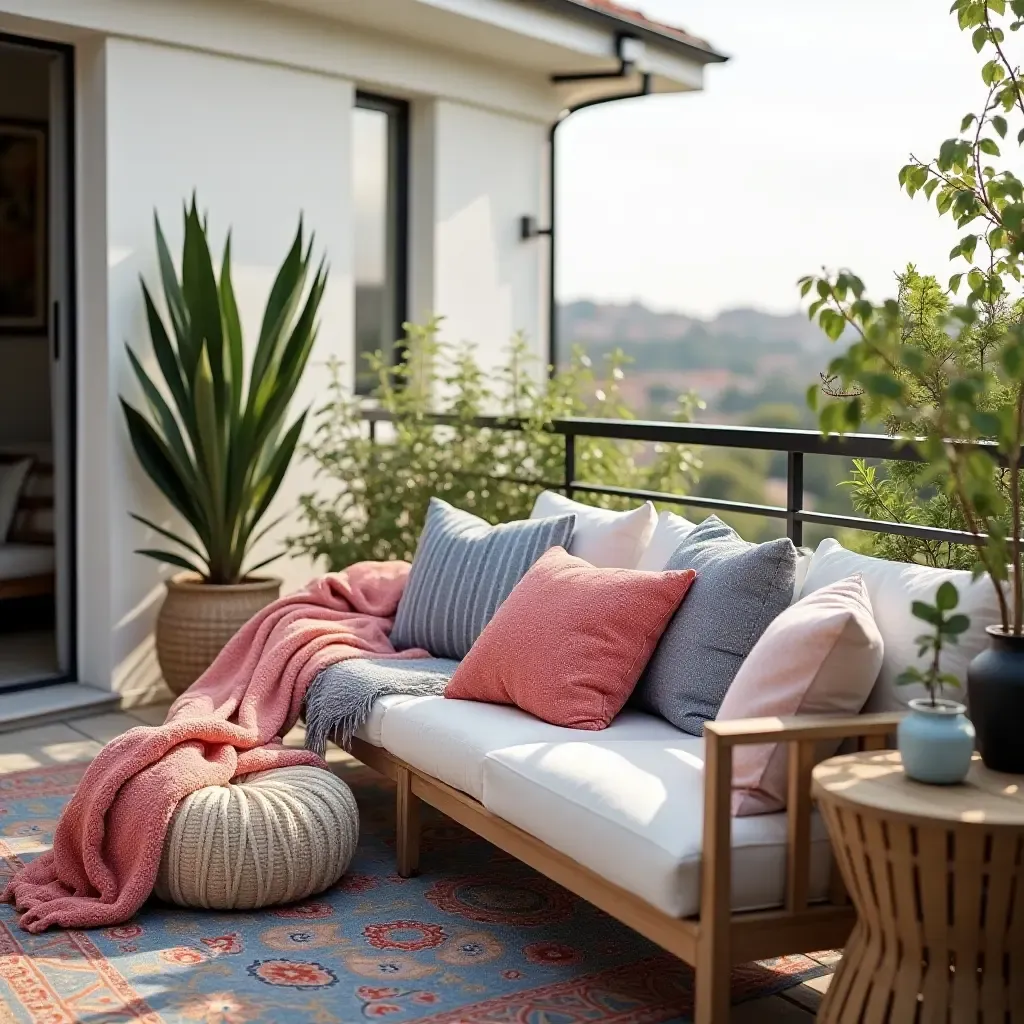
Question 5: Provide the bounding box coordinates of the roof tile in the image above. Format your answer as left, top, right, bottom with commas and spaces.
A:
576, 0, 712, 52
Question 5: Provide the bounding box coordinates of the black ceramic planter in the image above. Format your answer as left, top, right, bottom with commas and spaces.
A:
967, 626, 1024, 774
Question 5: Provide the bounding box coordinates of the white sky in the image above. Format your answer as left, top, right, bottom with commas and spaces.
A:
557, 0, 986, 317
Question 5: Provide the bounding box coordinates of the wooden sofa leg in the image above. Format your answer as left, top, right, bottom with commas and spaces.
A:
694, 951, 731, 1024
396, 766, 421, 877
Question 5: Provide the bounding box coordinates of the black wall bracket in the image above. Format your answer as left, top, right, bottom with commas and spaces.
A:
519, 215, 552, 241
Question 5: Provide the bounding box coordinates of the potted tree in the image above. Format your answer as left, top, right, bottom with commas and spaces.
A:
122, 199, 326, 694
803, 0, 1024, 772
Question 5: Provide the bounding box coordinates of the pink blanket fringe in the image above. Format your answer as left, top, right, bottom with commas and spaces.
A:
2, 560, 425, 932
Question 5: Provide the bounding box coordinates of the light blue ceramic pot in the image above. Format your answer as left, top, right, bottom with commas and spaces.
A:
897, 698, 975, 785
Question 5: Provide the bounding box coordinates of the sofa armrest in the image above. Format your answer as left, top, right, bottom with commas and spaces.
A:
698, 712, 903, 935
704, 711, 903, 747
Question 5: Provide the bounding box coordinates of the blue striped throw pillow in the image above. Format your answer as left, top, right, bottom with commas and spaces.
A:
391, 498, 576, 659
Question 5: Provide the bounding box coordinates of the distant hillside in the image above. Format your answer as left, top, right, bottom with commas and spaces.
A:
559, 301, 839, 365
558, 300, 848, 425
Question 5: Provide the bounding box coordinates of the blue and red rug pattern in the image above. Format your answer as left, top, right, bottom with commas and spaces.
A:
0, 760, 830, 1023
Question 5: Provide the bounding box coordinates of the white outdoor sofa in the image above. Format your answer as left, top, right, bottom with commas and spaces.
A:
348, 538, 997, 1024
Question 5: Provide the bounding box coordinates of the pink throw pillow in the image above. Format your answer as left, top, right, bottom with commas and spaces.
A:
444, 546, 696, 730
716, 573, 883, 816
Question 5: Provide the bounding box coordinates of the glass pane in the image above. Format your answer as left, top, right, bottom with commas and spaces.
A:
354, 105, 396, 394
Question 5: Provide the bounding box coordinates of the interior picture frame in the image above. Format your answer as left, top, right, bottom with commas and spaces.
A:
0, 119, 48, 335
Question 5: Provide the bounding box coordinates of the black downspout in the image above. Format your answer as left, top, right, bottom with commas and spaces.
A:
541, 66, 653, 371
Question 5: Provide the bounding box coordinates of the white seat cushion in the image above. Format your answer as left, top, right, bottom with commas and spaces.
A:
379, 696, 682, 801
0, 543, 54, 581
353, 694, 419, 747
481, 737, 831, 918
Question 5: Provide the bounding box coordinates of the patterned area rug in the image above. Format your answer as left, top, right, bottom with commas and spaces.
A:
0, 760, 830, 1023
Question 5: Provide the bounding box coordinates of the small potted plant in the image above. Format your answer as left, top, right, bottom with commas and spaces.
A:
896, 582, 976, 784
122, 198, 326, 693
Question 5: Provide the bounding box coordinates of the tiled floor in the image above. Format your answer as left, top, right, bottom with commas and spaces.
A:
2, 702, 835, 1022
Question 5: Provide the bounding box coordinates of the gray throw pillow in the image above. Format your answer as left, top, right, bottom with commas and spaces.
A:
391, 497, 575, 659
631, 515, 796, 735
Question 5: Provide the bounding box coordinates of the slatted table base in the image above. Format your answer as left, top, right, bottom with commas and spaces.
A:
817, 797, 1024, 1024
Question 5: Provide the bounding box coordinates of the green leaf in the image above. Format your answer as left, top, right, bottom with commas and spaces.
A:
140, 281, 189, 418
182, 199, 226, 419
896, 667, 926, 686
1004, 204, 1024, 232
980, 137, 1001, 156
993, 114, 1008, 137
154, 211, 190, 355
936, 580, 960, 611
912, 600, 942, 625
949, 272, 964, 293
220, 233, 245, 423
983, 59, 1005, 86
135, 548, 206, 576
973, 25, 989, 50
821, 310, 846, 341
251, 221, 308, 388
124, 344, 198, 495
120, 400, 204, 529
129, 512, 209, 567
944, 613, 972, 635
240, 550, 286, 577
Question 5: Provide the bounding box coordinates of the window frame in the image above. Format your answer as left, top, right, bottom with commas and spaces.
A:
354, 91, 410, 395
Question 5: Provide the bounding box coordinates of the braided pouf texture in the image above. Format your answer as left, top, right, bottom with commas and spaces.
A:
154, 766, 359, 910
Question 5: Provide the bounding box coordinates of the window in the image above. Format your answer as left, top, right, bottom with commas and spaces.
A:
353, 93, 409, 394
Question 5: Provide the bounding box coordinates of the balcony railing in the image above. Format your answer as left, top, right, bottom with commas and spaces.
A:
363, 409, 991, 549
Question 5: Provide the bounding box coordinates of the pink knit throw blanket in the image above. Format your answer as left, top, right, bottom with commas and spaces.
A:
2, 560, 423, 932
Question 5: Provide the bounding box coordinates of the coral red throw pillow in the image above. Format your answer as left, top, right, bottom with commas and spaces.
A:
444, 546, 696, 729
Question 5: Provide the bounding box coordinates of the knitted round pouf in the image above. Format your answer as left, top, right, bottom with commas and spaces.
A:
154, 766, 358, 910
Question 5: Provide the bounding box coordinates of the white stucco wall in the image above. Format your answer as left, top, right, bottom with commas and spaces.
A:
429, 100, 548, 373
0, 0, 613, 699
81, 37, 353, 701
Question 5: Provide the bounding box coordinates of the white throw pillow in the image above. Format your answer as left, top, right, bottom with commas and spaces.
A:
0, 458, 31, 542
792, 547, 814, 604
530, 491, 656, 569
799, 538, 1003, 712
635, 510, 698, 571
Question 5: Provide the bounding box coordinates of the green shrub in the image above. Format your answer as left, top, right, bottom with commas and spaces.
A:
289, 318, 703, 568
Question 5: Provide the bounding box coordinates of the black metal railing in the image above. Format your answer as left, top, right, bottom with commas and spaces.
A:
363, 409, 992, 549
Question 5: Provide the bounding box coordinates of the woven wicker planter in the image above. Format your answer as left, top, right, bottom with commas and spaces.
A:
156, 574, 281, 696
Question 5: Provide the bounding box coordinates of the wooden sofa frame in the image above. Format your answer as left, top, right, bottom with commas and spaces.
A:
351, 710, 902, 1024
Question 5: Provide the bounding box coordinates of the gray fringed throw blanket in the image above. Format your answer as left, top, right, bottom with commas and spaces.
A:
303, 657, 459, 755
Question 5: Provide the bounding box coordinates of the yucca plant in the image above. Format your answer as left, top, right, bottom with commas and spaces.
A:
121, 199, 327, 584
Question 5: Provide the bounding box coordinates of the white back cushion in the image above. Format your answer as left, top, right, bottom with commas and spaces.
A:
800, 539, 1002, 711
530, 491, 656, 569
635, 509, 697, 570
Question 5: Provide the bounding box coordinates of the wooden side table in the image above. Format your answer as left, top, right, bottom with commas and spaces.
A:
812, 750, 1024, 1024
